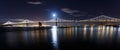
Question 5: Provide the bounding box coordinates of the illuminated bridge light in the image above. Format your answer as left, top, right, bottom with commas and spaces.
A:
3, 21, 16, 25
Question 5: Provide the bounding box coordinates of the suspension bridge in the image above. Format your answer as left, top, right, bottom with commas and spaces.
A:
2, 15, 120, 27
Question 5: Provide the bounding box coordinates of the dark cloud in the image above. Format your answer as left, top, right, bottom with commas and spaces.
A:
61, 8, 87, 17
61, 8, 79, 14
27, 1, 43, 5
71, 14, 85, 17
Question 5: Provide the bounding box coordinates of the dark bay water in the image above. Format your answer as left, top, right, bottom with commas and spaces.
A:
0, 25, 120, 50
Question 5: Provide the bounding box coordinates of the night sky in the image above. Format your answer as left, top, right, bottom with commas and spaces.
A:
0, 0, 120, 22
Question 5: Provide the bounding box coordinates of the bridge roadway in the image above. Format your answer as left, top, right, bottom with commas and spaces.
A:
42, 21, 120, 26
3, 21, 120, 27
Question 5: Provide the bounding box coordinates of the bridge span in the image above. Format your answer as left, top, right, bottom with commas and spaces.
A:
2, 15, 120, 27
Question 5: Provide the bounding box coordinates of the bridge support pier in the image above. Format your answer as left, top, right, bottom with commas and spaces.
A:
55, 18, 57, 26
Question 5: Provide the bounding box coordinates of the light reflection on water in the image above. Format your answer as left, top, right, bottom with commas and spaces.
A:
83, 25, 87, 39
3, 25, 120, 49
51, 26, 58, 50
